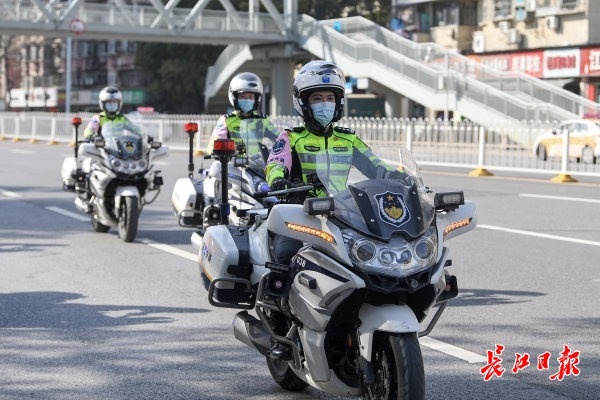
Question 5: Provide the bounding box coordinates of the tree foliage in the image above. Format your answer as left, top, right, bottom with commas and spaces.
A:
135, 43, 224, 113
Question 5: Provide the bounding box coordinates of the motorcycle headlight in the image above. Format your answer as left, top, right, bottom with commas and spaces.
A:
343, 226, 438, 278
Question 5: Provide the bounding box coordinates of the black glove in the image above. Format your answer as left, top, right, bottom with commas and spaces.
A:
385, 170, 411, 185
386, 170, 407, 182
271, 178, 291, 192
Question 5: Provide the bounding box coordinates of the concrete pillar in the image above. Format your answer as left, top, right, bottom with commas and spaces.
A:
269, 59, 294, 116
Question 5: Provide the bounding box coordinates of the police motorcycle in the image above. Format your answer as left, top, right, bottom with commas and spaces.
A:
61, 117, 168, 242
171, 121, 275, 230
192, 141, 477, 399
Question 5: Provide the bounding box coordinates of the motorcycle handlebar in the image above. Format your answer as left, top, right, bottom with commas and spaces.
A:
254, 184, 314, 199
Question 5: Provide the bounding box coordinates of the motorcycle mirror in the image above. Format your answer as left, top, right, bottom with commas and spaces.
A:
151, 141, 162, 150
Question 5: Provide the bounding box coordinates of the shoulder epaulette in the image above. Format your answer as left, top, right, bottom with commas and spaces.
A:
289, 126, 304, 133
335, 126, 355, 134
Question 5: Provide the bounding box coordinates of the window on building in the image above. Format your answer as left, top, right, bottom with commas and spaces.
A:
433, 2, 459, 26
460, 3, 477, 26
560, 0, 578, 9
494, 0, 512, 18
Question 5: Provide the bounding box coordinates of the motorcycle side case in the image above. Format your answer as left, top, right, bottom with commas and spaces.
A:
171, 177, 205, 227
60, 156, 78, 191
199, 225, 252, 304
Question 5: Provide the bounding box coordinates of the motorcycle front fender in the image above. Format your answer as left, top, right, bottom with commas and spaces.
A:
115, 185, 140, 208
357, 303, 419, 362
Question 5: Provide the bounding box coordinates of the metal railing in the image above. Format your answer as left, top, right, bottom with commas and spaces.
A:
0, 0, 290, 44
1, 112, 598, 180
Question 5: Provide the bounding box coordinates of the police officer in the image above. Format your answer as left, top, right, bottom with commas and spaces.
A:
206, 72, 279, 159
83, 86, 141, 140
265, 60, 400, 265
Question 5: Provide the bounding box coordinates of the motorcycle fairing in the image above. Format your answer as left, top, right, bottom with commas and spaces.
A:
288, 248, 365, 332
336, 180, 433, 240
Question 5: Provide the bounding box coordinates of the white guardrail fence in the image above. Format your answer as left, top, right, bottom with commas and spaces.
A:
1, 111, 599, 182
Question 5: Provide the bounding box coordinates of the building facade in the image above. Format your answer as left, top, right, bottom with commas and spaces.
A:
2, 35, 146, 112
392, 0, 600, 102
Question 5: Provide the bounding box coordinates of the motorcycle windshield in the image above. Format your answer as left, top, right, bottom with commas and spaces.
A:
237, 118, 274, 168
101, 120, 145, 160
315, 146, 434, 240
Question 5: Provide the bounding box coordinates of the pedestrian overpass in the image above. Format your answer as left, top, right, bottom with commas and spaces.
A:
1, 0, 599, 136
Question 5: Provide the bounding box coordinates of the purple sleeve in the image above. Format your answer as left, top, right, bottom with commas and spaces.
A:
206, 115, 230, 153
210, 115, 229, 140
83, 114, 101, 137
266, 131, 292, 177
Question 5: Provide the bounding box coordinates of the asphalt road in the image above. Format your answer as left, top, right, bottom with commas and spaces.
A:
1, 139, 598, 400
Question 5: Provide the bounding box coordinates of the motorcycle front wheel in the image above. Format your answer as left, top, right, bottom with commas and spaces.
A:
265, 356, 308, 391
91, 215, 110, 233
363, 332, 424, 400
118, 196, 139, 242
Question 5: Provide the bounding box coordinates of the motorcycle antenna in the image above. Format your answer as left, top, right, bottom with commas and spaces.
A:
184, 122, 199, 179
71, 116, 82, 159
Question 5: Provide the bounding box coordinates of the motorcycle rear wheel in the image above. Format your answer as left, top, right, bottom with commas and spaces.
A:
363, 332, 424, 400
118, 196, 139, 242
265, 356, 308, 391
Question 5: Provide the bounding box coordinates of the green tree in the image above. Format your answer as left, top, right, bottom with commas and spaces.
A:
135, 43, 224, 113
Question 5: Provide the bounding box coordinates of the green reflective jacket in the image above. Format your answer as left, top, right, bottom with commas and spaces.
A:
265, 126, 391, 195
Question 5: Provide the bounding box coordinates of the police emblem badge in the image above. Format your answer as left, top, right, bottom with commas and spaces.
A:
375, 191, 409, 226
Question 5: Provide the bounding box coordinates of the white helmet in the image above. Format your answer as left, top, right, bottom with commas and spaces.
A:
292, 60, 345, 125
98, 86, 122, 118
228, 72, 263, 112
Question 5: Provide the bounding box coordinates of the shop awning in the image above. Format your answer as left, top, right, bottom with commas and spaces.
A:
393, 0, 439, 6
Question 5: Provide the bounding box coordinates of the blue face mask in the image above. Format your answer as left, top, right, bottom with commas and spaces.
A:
238, 99, 255, 113
310, 102, 336, 127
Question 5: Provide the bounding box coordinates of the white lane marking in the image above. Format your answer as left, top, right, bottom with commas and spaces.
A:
478, 224, 600, 247
45, 206, 90, 222
140, 239, 198, 262
419, 336, 487, 364
1, 189, 21, 198
10, 149, 35, 155
519, 193, 600, 204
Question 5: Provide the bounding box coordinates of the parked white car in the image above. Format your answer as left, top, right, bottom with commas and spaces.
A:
533, 119, 600, 164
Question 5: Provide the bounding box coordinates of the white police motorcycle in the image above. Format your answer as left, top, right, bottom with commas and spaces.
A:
61, 117, 168, 242
192, 141, 477, 399
171, 121, 275, 230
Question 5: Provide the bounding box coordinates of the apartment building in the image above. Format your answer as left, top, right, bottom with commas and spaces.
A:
3, 37, 146, 112
393, 0, 600, 101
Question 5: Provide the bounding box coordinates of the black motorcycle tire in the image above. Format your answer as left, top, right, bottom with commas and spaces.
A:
363, 332, 424, 400
265, 356, 308, 391
118, 196, 139, 242
91, 215, 110, 233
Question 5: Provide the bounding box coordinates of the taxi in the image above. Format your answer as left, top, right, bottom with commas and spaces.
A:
533, 119, 600, 164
